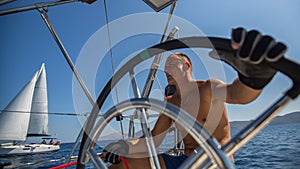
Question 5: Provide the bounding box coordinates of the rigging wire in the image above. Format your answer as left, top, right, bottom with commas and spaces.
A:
0, 110, 161, 118
0, 0, 16, 6
159, 0, 177, 43
0, 109, 95, 117
103, 0, 125, 139
154, 28, 180, 96
155, 75, 165, 96
141, 1, 177, 98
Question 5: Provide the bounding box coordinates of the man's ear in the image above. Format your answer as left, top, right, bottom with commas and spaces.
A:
184, 62, 191, 70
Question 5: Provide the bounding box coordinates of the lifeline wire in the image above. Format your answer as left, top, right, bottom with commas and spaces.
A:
0, 110, 97, 117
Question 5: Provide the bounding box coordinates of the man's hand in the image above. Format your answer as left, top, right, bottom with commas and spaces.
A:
102, 140, 129, 164
165, 84, 176, 96
231, 27, 287, 89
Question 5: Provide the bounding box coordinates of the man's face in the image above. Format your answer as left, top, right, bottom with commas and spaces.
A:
164, 54, 186, 85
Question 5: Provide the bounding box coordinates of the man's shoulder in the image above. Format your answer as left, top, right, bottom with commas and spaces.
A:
197, 79, 224, 85
196, 79, 225, 90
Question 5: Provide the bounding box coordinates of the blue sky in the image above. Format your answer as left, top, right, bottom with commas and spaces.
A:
0, 0, 300, 143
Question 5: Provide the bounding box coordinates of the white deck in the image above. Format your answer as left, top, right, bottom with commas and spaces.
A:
0, 143, 60, 156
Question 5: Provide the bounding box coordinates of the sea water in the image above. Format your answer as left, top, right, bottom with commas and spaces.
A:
233, 123, 300, 169
1, 123, 299, 169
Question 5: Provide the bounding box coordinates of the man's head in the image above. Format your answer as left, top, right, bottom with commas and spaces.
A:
164, 52, 192, 85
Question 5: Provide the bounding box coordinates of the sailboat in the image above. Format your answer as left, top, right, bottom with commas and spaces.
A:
0, 64, 60, 156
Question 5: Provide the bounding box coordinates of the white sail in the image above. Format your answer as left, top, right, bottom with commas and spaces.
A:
0, 64, 60, 156
0, 72, 38, 141
28, 64, 49, 136
0, 64, 48, 141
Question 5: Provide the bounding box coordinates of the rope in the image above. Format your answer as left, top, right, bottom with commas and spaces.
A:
49, 161, 77, 169
49, 156, 129, 169
120, 156, 130, 169
103, 0, 125, 139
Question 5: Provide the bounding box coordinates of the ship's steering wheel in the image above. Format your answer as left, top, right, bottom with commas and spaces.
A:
77, 36, 300, 169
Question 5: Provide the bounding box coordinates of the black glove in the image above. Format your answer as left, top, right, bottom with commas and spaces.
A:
231, 27, 287, 89
103, 140, 129, 164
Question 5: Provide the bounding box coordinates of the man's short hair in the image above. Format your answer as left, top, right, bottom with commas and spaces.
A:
174, 52, 192, 71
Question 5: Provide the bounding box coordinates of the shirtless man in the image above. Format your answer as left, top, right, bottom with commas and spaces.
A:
101, 28, 287, 169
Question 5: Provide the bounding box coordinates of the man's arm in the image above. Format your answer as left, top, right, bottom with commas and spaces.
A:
206, 78, 261, 104
211, 28, 287, 104
101, 113, 172, 163
225, 78, 261, 104
102, 97, 173, 163
127, 113, 173, 155
226, 78, 262, 104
